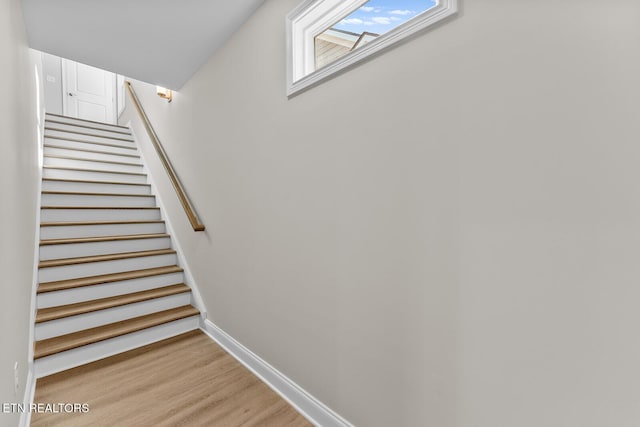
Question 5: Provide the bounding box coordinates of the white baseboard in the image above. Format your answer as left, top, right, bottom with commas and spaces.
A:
19, 369, 36, 427
201, 320, 352, 427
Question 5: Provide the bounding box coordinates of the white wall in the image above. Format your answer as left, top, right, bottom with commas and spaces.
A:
42, 52, 63, 115
120, 0, 640, 425
0, 0, 43, 426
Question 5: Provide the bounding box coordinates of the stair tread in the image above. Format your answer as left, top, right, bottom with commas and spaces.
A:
38, 265, 183, 293
39, 248, 176, 269
45, 127, 134, 142
41, 220, 164, 227
41, 233, 170, 246
36, 284, 191, 323
45, 154, 142, 167
42, 191, 155, 198
41, 206, 159, 210
44, 135, 138, 150
34, 305, 199, 359
45, 113, 130, 130
43, 165, 146, 176
44, 143, 140, 158
42, 178, 150, 187
45, 119, 132, 136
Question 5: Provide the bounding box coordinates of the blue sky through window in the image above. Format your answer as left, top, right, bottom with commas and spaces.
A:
332, 0, 437, 35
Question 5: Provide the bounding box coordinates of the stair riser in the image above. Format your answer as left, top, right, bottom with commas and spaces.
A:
38, 272, 184, 308
41, 193, 156, 208
45, 114, 129, 134
41, 208, 160, 222
45, 138, 139, 155
42, 180, 151, 196
44, 146, 140, 164
45, 122, 132, 139
33, 316, 199, 378
36, 293, 192, 340
43, 168, 148, 184
44, 157, 144, 175
40, 222, 166, 240
40, 237, 172, 261
39, 253, 177, 282
45, 130, 136, 148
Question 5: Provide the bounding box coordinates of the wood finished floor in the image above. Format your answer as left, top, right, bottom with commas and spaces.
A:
31, 330, 312, 427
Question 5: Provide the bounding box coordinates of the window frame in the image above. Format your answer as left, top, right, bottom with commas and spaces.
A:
286, 0, 458, 97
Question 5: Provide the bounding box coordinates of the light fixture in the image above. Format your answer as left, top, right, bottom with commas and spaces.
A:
156, 86, 173, 102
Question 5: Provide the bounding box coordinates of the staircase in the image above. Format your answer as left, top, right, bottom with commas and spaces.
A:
34, 113, 201, 378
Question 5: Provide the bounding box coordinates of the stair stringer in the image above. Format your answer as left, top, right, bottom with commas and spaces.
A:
23, 108, 47, 427
125, 122, 208, 324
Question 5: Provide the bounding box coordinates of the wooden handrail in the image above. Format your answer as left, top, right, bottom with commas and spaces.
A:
125, 82, 205, 232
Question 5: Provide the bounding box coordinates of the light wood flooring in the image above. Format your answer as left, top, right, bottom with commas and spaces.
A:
31, 330, 312, 426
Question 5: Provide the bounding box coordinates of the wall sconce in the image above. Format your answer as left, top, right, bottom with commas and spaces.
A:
156, 86, 173, 102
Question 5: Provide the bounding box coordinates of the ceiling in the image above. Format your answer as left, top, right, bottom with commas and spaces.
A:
21, 0, 265, 89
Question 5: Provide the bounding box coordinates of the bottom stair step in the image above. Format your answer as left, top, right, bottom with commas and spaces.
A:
34, 305, 199, 360
33, 314, 199, 378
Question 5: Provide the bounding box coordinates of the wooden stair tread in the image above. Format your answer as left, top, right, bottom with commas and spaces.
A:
42, 178, 150, 187
45, 113, 130, 130
38, 265, 183, 293
41, 206, 159, 210
34, 305, 200, 359
39, 248, 176, 269
45, 127, 134, 142
36, 284, 191, 323
45, 154, 142, 167
43, 165, 146, 176
44, 135, 138, 150
45, 119, 132, 136
41, 233, 170, 246
42, 191, 155, 198
41, 220, 164, 227
44, 143, 140, 158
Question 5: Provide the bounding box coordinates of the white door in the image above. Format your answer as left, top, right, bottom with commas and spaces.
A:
62, 59, 116, 124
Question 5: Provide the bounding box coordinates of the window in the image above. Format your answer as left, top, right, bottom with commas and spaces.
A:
286, 0, 458, 96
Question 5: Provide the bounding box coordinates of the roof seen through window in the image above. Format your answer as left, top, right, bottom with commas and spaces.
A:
314, 0, 437, 70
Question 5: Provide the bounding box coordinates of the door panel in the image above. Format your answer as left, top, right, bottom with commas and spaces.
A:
77, 63, 107, 96
77, 101, 108, 123
63, 59, 116, 124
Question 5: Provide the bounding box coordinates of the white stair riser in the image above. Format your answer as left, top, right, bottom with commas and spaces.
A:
44, 130, 136, 148
44, 146, 140, 164
41, 193, 156, 208
41, 208, 160, 222
40, 222, 166, 240
43, 167, 148, 184
45, 122, 132, 139
33, 316, 200, 378
35, 292, 192, 340
45, 114, 129, 134
39, 253, 177, 282
45, 138, 139, 156
40, 237, 172, 261
42, 180, 152, 195
37, 272, 184, 308
44, 157, 144, 174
